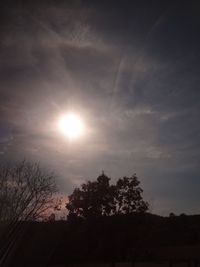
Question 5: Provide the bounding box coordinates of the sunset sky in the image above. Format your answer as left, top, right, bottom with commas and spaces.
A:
0, 0, 200, 215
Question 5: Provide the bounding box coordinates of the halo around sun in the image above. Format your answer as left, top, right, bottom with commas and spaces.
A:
58, 113, 84, 140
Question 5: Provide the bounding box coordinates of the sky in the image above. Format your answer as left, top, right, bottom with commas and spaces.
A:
0, 0, 200, 216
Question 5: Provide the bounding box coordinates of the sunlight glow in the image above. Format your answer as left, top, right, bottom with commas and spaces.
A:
58, 113, 84, 140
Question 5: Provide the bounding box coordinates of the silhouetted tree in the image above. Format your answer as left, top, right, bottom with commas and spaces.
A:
66, 172, 148, 220
66, 172, 116, 219
0, 160, 58, 222
115, 174, 149, 214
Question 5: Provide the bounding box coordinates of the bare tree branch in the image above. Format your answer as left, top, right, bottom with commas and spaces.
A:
0, 160, 58, 222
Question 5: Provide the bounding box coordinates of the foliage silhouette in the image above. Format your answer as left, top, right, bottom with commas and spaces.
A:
66, 172, 149, 220
115, 174, 149, 214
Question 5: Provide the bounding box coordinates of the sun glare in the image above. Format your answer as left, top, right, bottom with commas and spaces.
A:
58, 113, 84, 140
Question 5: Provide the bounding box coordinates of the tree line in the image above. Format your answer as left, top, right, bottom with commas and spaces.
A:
0, 160, 149, 222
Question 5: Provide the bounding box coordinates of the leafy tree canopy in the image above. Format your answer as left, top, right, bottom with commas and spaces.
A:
66, 172, 149, 220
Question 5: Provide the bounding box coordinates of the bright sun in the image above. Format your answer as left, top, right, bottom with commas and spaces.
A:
58, 113, 84, 140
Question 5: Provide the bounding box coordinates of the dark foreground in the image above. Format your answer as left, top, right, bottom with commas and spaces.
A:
1, 213, 200, 266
